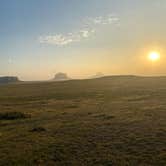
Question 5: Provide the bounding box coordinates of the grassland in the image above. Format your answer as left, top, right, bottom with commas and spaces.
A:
0, 76, 166, 166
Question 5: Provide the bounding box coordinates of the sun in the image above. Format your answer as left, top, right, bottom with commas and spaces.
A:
148, 51, 160, 61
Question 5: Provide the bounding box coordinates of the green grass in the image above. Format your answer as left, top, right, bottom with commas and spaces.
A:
0, 76, 166, 165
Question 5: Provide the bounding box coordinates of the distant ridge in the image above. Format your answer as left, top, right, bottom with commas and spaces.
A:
90, 72, 105, 79
0, 76, 20, 84
94, 75, 166, 79
88, 75, 138, 80
1, 75, 166, 84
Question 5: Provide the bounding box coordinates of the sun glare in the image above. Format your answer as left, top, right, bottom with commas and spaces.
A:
148, 51, 160, 61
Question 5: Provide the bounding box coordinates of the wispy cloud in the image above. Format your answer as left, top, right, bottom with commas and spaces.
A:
39, 35, 73, 46
39, 29, 95, 46
88, 14, 119, 25
39, 14, 119, 46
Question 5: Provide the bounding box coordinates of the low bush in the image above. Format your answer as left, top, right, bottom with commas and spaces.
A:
0, 111, 30, 120
30, 126, 46, 132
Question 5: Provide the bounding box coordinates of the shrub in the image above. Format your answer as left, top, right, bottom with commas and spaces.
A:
0, 111, 30, 120
30, 126, 46, 132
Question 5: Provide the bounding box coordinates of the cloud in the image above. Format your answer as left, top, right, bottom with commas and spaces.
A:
8, 57, 14, 64
80, 30, 90, 38
39, 35, 73, 46
80, 29, 95, 38
88, 14, 119, 25
39, 14, 119, 46
39, 29, 95, 46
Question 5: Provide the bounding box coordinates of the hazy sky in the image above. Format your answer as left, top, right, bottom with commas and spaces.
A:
0, 0, 166, 80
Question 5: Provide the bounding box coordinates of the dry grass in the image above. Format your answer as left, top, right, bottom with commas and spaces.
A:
0, 76, 166, 165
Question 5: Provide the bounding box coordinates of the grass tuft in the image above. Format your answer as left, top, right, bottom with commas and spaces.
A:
30, 126, 47, 132
0, 111, 30, 120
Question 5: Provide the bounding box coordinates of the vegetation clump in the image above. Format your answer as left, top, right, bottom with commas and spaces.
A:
0, 111, 30, 120
30, 126, 46, 132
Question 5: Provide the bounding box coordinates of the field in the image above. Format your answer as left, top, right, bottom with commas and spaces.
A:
0, 76, 166, 166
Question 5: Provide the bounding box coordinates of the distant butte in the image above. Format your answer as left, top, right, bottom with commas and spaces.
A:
52, 73, 71, 81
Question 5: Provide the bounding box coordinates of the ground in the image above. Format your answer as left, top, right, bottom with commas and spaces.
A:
0, 76, 166, 166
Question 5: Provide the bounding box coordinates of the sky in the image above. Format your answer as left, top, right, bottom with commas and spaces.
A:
0, 0, 166, 80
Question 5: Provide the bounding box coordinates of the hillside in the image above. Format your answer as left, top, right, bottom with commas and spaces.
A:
0, 76, 166, 165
